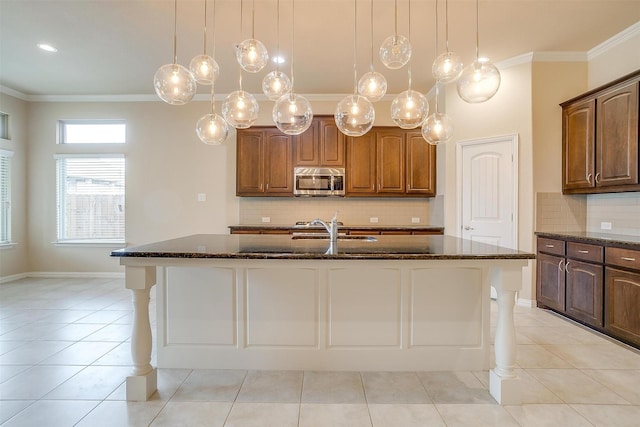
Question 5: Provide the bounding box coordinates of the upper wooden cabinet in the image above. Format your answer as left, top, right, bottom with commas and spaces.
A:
561, 70, 640, 194
237, 128, 293, 196
294, 116, 345, 167
346, 128, 436, 197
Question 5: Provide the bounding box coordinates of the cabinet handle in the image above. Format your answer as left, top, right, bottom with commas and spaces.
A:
586, 173, 592, 184
266, 183, 269, 191
578, 250, 589, 254
545, 244, 555, 248
558, 259, 564, 272
621, 257, 637, 262
565, 261, 570, 274
595, 173, 601, 183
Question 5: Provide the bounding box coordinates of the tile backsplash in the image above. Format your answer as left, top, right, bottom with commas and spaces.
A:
239, 196, 444, 226
536, 192, 640, 236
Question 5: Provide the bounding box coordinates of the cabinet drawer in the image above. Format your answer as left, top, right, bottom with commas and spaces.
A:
567, 242, 603, 263
537, 237, 565, 256
606, 247, 640, 271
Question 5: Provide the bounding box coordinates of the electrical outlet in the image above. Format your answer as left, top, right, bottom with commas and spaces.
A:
369, 217, 379, 223
600, 221, 612, 230
261, 217, 271, 223
411, 217, 420, 224
197, 193, 206, 202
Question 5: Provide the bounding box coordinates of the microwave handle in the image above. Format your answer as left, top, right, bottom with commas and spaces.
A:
330, 175, 334, 191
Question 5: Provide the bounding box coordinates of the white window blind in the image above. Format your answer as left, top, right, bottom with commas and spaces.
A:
0, 149, 12, 243
56, 155, 125, 242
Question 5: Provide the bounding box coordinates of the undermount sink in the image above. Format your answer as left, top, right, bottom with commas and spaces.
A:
291, 234, 377, 242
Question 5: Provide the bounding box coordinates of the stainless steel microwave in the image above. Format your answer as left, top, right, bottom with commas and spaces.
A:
293, 167, 345, 196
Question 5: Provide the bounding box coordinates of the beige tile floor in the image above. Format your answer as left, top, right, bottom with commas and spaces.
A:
1, 277, 640, 426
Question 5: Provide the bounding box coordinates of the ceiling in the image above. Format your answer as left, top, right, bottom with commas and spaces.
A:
1, 0, 639, 99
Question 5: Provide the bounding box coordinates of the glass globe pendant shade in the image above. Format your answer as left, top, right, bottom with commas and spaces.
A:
334, 95, 376, 137
432, 51, 464, 84
357, 71, 388, 102
390, 90, 429, 129
421, 112, 454, 145
196, 113, 229, 145
153, 63, 197, 105
262, 70, 292, 100
221, 90, 259, 129
189, 54, 220, 85
379, 35, 412, 70
235, 39, 269, 73
456, 59, 501, 103
272, 93, 314, 135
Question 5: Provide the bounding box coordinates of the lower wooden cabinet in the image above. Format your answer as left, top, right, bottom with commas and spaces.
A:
536, 252, 566, 312
566, 259, 603, 327
605, 267, 640, 345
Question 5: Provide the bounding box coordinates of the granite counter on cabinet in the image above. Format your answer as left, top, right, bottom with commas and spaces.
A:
228, 225, 445, 235
535, 231, 640, 249
111, 234, 534, 405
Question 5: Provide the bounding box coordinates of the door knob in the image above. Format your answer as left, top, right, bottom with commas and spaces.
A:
464, 225, 474, 230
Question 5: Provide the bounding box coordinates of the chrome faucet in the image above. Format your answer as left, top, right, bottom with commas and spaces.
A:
308, 211, 339, 243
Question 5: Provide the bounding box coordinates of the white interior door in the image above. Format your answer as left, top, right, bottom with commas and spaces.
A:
457, 135, 518, 250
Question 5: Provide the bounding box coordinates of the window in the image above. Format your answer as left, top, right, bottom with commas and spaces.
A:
59, 120, 126, 144
0, 113, 8, 140
0, 149, 12, 244
56, 155, 125, 243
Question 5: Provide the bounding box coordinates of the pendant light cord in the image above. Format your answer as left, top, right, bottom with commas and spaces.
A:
394, 0, 398, 40
251, 0, 256, 39
434, 0, 440, 113
475, 0, 480, 60
172, 0, 178, 64
290, 0, 295, 91
369, 0, 374, 72
210, 0, 216, 114
407, 0, 412, 91
352, 0, 357, 94
202, 0, 208, 54
445, 0, 450, 53
276, 0, 280, 72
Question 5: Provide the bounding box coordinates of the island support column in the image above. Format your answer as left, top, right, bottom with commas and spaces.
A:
125, 265, 157, 401
489, 266, 521, 405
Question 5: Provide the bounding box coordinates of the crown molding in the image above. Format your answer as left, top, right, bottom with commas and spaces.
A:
588, 21, 640, 61
0, 85, 29, 101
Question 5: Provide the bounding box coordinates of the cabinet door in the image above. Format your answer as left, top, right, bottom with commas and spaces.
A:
596, 81, 639, 187
376, 130, 405, 193
346, 133, 376, 194
562, 98, 595, 191
406, 132, 436, 196
264, 130, 293, 194
537, 253, 566, 311
565, 259, 603, 327
294, 120, 319, 166
318, 117, 345, 167
236, 130, 265, 195
605, 267, 640, 346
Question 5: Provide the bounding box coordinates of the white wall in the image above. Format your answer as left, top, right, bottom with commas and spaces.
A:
588, 23, 640, 89
0, 93, 28, 279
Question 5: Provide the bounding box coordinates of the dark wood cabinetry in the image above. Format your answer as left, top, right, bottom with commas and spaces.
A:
237, 128, 293, 196
294, 116, 345, 167
561, 70, 640, 194
346, 128, 436, 197
536, 233, 640, 348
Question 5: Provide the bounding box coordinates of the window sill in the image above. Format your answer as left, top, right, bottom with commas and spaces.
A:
53, 240, 126, 248
0, 242, 18, 249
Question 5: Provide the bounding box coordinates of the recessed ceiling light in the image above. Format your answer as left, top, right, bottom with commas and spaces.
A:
37, 43, 58, 53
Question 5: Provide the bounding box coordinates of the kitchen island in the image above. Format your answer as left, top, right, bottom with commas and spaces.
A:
111, 234, 534, 404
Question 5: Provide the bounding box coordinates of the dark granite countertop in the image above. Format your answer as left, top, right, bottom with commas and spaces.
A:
111, 234, 534, 260
535, 231, 640, 249
228, 224, 445, 232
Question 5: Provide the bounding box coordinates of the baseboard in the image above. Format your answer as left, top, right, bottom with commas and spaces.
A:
1, 271, 124, 283
517, 298, 536, 308
0, 272, 28, 283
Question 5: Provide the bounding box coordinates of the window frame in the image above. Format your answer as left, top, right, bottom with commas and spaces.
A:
0, 112, 9, 140
58, 119, 126, 145
55, 153, 125, 245
0, 149, 13, 245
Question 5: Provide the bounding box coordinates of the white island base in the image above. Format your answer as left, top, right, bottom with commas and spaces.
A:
121, 257, 526, 405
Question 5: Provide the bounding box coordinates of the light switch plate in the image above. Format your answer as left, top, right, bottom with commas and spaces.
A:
261, 217, 271, 223
600, 221, 612, 230
411, 217, 420, 224
370, 217, 379, 223
197, 193, 206, 202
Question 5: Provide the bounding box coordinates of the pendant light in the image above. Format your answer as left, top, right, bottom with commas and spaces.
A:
222, 1, 259, 129
423, 0, 454, 145
272, 0, 313, 135
432, 0, 463, 84
262, 0, 292, 100
390, 0, 428, 129
153, 0, 197, 105
456, 0, 501, 103
196, 0, 229, 145
189, 0, 219, 85
235, 0, 269, 73
379, 0, 411, 69
335, 0, 375, 137
357, 0, 387, 102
